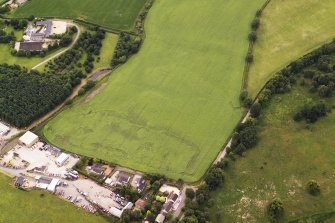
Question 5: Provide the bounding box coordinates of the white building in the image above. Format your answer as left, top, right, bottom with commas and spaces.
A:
55, 153, 69, 166
47, 178, 60, 193
19, 131, 39, 147
110, 202, 133, 218
155, 214, 165, 223
0, 123, 10, 136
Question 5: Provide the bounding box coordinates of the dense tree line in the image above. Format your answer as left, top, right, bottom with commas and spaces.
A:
135, 0, 154, 34
111, 32, 141, 67
0, 64, 73, 127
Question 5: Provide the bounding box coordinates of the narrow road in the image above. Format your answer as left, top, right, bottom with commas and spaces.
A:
213, 109, 252, 164
0, 166, 24, 177
173, 185, 198, 218
31, 22, 81, 70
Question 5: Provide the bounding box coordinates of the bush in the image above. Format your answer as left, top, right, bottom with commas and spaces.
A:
245, 53, 254, 63
293, 103, 328, 123
307, 180, 320, 196
204, 167, 224, 190
243, 97, 253, 108
186, 188, 195, 200
248, 32, 257, 42
59, 34, 72, 47
318, 85, 332, 98
267, 198, 284, 222
240, 90, 248, 101
250, 102, 261, 118
256, 9, 262, 17
251, 18, 260, 30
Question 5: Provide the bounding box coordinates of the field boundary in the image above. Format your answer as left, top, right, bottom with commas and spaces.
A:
207, 28, 335, 186
241, 0, 271, 92
196, 0, 273, 185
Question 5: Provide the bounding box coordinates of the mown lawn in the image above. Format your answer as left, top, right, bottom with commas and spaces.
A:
0, 173, 107, 223
13, 0, 148, 31
247, 0, 335, 97
43, 0, 265, 182
93, 32, 118, 69
209, 86, 335, 222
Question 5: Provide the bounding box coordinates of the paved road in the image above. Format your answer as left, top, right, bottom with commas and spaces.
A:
0, 165, 24, 177
31, 22, 81, 70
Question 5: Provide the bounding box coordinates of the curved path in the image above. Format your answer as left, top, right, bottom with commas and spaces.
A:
31, 22, 81, 70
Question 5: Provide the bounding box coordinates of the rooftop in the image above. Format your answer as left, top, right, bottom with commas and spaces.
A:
18, 42, 44, 51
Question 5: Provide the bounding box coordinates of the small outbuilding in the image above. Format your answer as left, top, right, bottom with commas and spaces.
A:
15, 41, 44, 51
0, 122, 10, 136
19, 131, 39, 147
155, 214, 165, 223
55, 153, 69, 166
47, 178, 60, 193
15, 176, 25, 187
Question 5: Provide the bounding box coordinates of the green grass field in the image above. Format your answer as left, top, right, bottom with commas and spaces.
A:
247, 0, 335, 97
94, 33, 118, 69
209, 86, 335, 222
13, 0, 148, 31
43, 0, 265, 182
0, 173, 107, 223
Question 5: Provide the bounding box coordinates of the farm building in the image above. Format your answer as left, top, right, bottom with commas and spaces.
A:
116, 172, 131, 185
55, 153, 69, 166
50, 147, 61, 156
15, 41, 45, 51
0, 123, 10, 136
110, 202, 133, 218
162, 201, 174, 214
87, 164, 104, 175
110, 207, 123, 218
36, 176, 52, 189
15, 176, 25, 187
47, 178, 60, 193
19, 131, 39, 147
155, 214, 165, 223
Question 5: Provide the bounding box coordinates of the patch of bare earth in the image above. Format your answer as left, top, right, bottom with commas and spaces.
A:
84, 83, 107, 104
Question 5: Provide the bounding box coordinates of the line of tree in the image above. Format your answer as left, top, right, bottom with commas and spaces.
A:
111, 32, 141, 67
